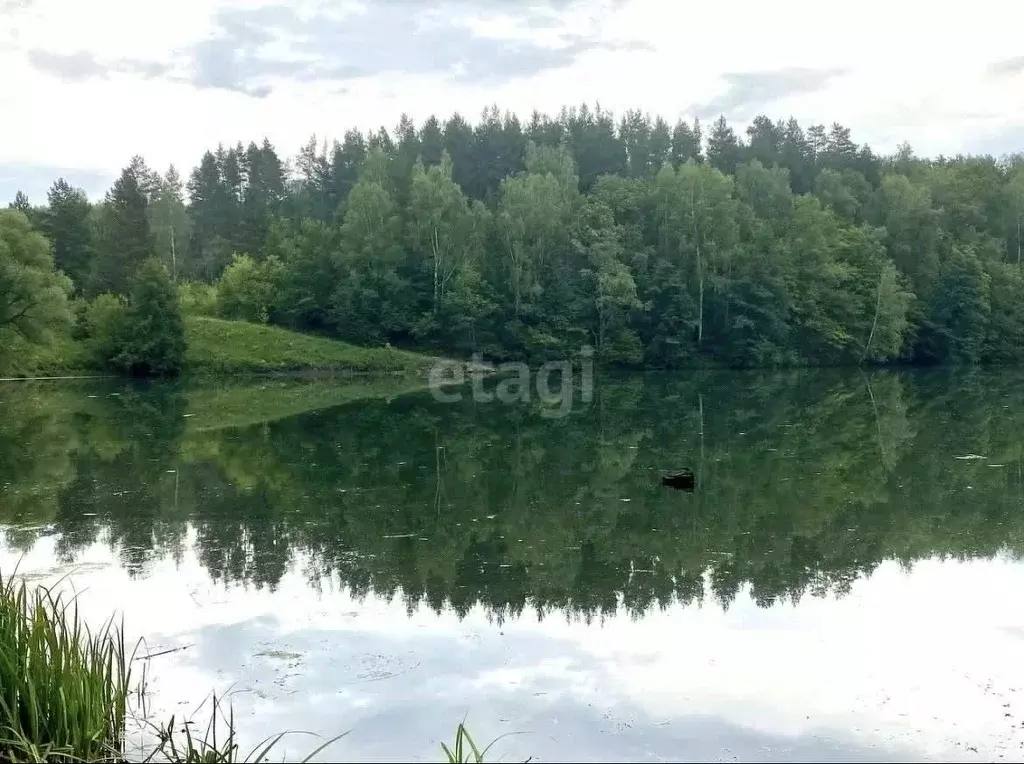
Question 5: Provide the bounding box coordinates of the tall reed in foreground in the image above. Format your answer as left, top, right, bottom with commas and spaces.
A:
441, 722, 525, 764
0, 568, 131, 762
0, 566, 510, 762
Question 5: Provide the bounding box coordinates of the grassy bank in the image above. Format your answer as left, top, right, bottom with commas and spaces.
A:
0, 569, 502, 762
183, 317, 436, 376
0, 333, 92, 379
0, 317, 443, 380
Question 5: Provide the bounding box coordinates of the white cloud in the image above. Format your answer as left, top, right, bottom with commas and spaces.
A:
0, 0, 1022, 201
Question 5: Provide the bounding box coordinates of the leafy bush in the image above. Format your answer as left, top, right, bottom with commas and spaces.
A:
178, 281, 219, 317
79, 292, 128, 365
602, 328, 644, 365
217, 254, 283, 324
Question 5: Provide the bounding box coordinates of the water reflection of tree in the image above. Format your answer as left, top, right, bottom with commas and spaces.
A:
3, 370, 1024, 620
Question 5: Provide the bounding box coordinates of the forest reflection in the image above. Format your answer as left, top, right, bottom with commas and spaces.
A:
2, 369, 1023, 623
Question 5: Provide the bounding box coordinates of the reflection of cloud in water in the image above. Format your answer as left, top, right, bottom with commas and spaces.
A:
3, 537, 1021, 762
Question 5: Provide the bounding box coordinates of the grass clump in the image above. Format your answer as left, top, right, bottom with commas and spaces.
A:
0, 569, 345, 763
441, 722, 525, 764
0, 570, 131, 762
138, 693, 341, 764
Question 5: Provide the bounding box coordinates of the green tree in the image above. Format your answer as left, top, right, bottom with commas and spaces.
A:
861, 259, 913, 363
148, 166, 191, 282
915, 245, 991, 364
328, 131, 366, 216
573, 198, 643, 362
217, 253, 284, 323
870, 174, 941, 297
1004, 165, 1024, 267
745, 115, 783, 167
418, 117, 445, 167
0, 209, 73, 351
269, 219, 340, 332
706, 116, 743, 177
78, 292, 127, 364
8, 191, 31, 213
331, 151, 408, 343
43, 179, 94, 292
650, 160, 738, 350
109, 258, 186, 376
93, 160, 152, 295
814, 168, 871, 222
983, 260, 1024, 363
187, 151, 233, 280
406, 154, 483, 325
496, 143, 578, 323
671, 119, 702, 167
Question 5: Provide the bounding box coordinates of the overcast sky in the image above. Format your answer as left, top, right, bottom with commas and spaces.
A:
1, 0, 1022, 203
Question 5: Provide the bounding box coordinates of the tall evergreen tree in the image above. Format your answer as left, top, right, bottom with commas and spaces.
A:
93, 160, 152, 295
43, 178, 94, 292
671, 119, 701, 167
706, 116, 744, 177
187, 151, 232, 280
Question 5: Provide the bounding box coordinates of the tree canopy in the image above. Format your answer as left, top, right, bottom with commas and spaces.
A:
6, 106, 1024, 369
0, 209, 73, 351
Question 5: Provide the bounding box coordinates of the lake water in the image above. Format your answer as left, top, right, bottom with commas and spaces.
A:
2, 370, 1024, 762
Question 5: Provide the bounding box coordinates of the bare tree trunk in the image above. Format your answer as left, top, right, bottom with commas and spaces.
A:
170, 224, 177, 283
863, 372, 886, 468
505, 232, 522, 318
432, 227, 440, 314
862, 269, 884, 364
434, 436, 446, 519
697, 242, 704, 347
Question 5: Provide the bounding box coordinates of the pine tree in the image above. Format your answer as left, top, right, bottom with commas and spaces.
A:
706, 116, 743, 177
43, 178, 94, 292
93, 163, 152, 295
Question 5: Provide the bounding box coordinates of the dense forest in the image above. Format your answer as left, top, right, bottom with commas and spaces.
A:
5, 105, 1024, 370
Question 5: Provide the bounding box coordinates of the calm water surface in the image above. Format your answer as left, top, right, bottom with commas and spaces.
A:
2, 370, 1024, 762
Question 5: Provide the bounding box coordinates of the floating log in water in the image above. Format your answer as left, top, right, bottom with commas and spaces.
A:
661, 468, 695, 492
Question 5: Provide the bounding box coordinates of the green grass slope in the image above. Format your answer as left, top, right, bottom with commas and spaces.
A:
0, 317, 444, 378
183, 316, 438, 375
